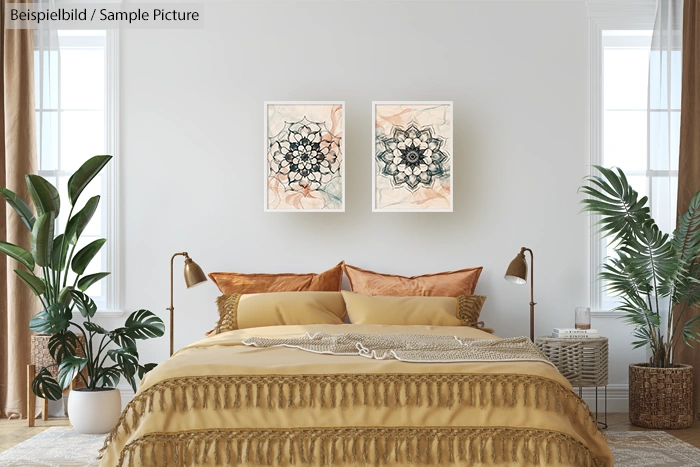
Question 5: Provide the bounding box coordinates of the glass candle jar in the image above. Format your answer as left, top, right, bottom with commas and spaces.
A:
575, 307, 591, 330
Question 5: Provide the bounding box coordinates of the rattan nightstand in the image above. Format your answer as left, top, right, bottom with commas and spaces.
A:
535, 336, 609, 428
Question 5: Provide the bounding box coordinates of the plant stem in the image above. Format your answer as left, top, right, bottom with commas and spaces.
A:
58, 205, 76, 293
669, 302, 689, 360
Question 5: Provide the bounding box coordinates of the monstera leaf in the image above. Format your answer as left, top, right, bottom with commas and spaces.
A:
48, 331, 79, 363
70, 290, 97, 319
57, 356, 88, 389
124, 310, 165, 340
29, 305, 71, 334
108, 348, 139, 392
109, 327, 136, 351
137, 363, 158, 379
32, 367, 62, 401
95, 366, 121, 388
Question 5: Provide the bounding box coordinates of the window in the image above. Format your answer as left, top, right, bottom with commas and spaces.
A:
588, 8, 682, 311
34, 30, 120, 314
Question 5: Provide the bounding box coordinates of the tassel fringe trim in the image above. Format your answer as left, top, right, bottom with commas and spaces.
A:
115, 426, 607, 467
101, 373, 600, 456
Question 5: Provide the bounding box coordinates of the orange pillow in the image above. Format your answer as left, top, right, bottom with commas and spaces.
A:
209, 262, 343, 294
343, 264, 482, 297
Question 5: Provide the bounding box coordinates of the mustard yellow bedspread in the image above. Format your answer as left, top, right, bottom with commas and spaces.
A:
99, 324, 613, 467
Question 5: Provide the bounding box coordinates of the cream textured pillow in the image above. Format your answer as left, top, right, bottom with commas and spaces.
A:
342, 291, 489, 328
212, 291, 346, 334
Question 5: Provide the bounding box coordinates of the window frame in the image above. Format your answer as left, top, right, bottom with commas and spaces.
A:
34, 29, 122, 317
587, 1, 656, 315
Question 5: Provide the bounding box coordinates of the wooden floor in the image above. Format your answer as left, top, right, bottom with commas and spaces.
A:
2, 413, 700, 453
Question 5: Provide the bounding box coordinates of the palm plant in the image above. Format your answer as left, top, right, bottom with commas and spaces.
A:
0, 155, 164, 399
580, 166, 700, 368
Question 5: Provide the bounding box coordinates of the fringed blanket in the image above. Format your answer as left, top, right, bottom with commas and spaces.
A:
99, 324, 613, 467
242, 333, 554, 364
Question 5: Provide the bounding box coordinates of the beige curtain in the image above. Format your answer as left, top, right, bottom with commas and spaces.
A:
675, 0, 700, 419
0, 0, 39, 418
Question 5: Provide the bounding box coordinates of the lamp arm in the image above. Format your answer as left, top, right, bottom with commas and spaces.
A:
520, 247, 536, 341
168, 252, 188, 356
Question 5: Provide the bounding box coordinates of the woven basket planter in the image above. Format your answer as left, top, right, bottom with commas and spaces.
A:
629, 363, 693, 429
31, 334, 87, 389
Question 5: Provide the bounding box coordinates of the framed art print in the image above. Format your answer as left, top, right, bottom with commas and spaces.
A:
372, 101, 453, 212
265, 101, 345, 212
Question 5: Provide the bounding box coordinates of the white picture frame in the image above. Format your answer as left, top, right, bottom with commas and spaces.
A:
264, 101, 345, 212
372, 101, 454, 212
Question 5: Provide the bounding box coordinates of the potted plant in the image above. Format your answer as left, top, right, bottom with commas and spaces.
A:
581, 166, 700, 428
0, 155, 164, 433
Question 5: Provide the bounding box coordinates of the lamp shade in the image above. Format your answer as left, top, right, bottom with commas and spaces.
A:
183, 257, 207, 288
504, 252, 528, 284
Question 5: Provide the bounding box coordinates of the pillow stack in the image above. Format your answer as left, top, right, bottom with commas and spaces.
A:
208, 262, 491, 335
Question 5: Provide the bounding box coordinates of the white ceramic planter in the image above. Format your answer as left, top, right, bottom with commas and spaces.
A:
67, 388, 121, 434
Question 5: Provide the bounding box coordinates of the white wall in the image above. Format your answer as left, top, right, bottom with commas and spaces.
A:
104, 0, 645, 409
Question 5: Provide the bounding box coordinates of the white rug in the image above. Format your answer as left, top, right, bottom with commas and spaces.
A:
2, 427, 700, 466
0, 427, 103, 466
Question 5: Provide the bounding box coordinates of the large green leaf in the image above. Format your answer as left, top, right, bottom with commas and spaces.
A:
57, 356, 88, 389
137, 362, 157, 379
48, 331, 79, 363
50, 234, 68, 271
70, 290, 97, 318
0, 241, 35, 270
77, 272, 110, 292
95, 366, 121, 388
57, 286, 73, 306
25, 175, 60, 216
31, 212, 54, 268
109, 327, 136, 351
32, 368, 62, 401
71, 238, 105, 275
64, 196, 100, 245
107, 348, 139, 391
0, 187, 35, 230
84, 321, 107, 334
67, 156, 111, 206
14, 269, 45, 297
579, 166, 651, 245
29, 306, 70, 334
124, 310, 165, 340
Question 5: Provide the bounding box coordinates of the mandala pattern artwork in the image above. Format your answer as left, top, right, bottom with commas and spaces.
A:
268, 117, 342, 193
376, 122, 449, 192
373, 102, 453, 211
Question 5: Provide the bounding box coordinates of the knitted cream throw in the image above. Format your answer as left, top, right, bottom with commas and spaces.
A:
242, 333, 553, 365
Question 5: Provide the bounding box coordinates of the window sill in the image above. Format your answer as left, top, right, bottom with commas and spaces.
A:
590, 310, 626, 318
95, 309, 126, 318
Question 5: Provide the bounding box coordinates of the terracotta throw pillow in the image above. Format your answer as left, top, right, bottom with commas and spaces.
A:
209, 262, 344, 294
212, 291, 346, 334
342, 264, 482, 297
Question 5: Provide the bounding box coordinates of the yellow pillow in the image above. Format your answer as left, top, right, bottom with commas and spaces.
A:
342, 291, 490, 329
213, 291, 346, 333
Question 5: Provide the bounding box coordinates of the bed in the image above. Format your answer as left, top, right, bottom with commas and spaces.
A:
98, 323, 613, 466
